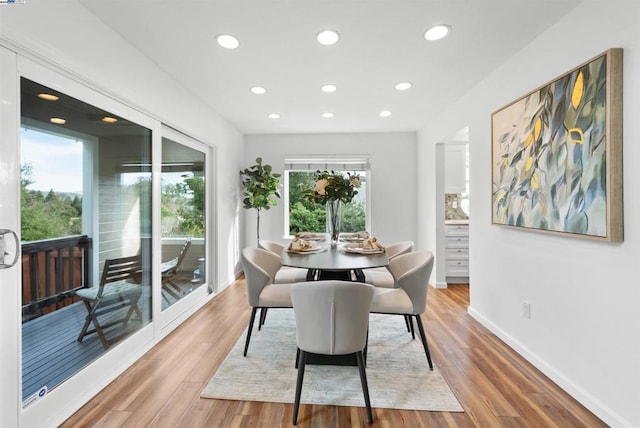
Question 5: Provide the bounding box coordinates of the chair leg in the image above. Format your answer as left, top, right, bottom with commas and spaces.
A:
243, 307, 258, 357
406, 315, 415, 339
293, 350, 307, 425
414, 315, 433, 370
356, 350, 374, 424
259, 308, 268, 330
404, 315, 411, 332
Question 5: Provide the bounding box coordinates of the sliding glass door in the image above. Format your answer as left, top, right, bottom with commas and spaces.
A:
20, 76, 155, 405
159, 127, 212, 325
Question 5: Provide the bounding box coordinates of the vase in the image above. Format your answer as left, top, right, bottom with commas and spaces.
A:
326, 200, 343, 245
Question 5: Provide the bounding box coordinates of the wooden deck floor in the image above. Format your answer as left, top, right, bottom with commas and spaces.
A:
21, 275, 196, 402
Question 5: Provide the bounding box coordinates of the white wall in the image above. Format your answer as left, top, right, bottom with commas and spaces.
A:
0, 1, 245, 288
417, 1, 640, 426
243, 133, 417, 250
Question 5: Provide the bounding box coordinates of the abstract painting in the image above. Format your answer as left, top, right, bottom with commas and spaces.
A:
491, 49, 623, 241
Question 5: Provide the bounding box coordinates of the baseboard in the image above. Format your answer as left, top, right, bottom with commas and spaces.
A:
434, 281, 448, 289
467, 306, 632, 428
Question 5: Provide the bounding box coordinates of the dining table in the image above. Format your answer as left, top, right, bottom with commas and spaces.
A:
281, 236, 389, 366
280, 238, 389, 282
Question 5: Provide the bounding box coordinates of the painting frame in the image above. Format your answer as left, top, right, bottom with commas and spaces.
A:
491, 48, 623, 242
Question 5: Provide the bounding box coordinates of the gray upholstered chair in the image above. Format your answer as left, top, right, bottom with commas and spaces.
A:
370, 251, 435, 369
363, 240, 414, 288
290, 280, 375, 425
241, 247, 294, 356
258, 240, 310, 283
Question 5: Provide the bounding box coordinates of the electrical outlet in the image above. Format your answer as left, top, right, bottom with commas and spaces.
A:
522, 301, 531, 319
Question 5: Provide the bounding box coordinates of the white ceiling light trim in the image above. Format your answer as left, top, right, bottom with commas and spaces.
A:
250, 86, 267, 95
321, 84, 337, 93
424, 24, 451, 41
317, 30, 340, 45
395, 82, 412, 91
379, 110, 392, 117
322, 112, 334, 118
216, 34, 240, 49
268, 113, 280, 119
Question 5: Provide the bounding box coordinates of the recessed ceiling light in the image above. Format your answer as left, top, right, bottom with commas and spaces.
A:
321, 84, 337, 93
268, 113, 280, 119
102, 116, 118, 123
395, 82, 412, 91
38, 93, 59, 101
250, 86, 267, 95
216, 34, 240, 49
424, 24, 451, 41
379, 110, 392, 117
317, 30, 340, 46
50, 117, 66, 124
322, 112, 334, 118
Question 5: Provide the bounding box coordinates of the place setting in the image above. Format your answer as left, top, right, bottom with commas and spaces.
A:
341, 236, 386, 255
286, 236, 327, 254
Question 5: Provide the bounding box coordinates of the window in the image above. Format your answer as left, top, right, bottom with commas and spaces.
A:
284, 156, 369, 236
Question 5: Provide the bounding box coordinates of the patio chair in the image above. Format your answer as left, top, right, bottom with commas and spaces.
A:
75, 254, 143, 349
161, 239, 192, 299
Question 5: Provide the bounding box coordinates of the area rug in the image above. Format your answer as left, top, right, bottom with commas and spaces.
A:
201, 310, 463, 412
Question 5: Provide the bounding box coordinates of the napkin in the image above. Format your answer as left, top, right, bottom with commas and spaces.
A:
288, 238, 316, 252
341, 231, 370, 240
347, 237, 385, 250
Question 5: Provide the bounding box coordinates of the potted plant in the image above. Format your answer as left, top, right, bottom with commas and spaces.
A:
240, 157, 281, 243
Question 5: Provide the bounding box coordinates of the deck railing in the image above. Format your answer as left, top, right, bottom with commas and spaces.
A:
21, 235, 92, 323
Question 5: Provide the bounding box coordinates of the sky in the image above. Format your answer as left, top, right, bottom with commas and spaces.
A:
20, 128, 83, 193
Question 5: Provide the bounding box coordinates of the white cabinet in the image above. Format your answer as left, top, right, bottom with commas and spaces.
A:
444, 144, 467, 194
445, 224, 469, 281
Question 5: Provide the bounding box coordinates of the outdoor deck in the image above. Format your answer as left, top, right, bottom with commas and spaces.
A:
21, 274, 195, 402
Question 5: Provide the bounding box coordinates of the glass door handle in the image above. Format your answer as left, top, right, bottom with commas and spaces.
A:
0, 229, 19, 269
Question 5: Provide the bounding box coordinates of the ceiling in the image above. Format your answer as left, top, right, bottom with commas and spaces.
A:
78, 0, 582, 135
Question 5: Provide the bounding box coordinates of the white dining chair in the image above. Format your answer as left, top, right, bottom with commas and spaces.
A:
241, 247, 296, 356
363, 240, 413, 288
370, 250, 435, 369
258, 240, 310, 283
290, 280, 375, 425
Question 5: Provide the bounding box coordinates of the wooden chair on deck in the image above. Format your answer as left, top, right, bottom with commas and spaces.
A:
161, 239, 192, 299
75, 255, 143, 349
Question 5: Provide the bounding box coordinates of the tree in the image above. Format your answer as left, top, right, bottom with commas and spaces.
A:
240, 157, 281, 243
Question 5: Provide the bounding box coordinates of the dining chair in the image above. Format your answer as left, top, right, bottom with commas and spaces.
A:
75, 254, 143, 349
290, 280, 375, 425
258, 240, 311, 283
363, 240, 413, 288
370, 250, 435, 369
241, 247, 295, 356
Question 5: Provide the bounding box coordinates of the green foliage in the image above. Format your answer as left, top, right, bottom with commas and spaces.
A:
161, 175, 205, 238
288, 171, 365, 235
240, 157, 281, 212
21, 163, 82, 242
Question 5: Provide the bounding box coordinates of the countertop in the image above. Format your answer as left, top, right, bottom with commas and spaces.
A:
445, 219, 469, 225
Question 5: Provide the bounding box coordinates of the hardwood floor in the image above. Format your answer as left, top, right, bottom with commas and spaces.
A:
62, 281, 606, 427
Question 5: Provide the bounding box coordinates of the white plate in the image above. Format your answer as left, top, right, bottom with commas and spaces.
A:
296, 234, 326, 241
286, 246, 327, 254
340, 237, 365, 242
342, 247, 384, 254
